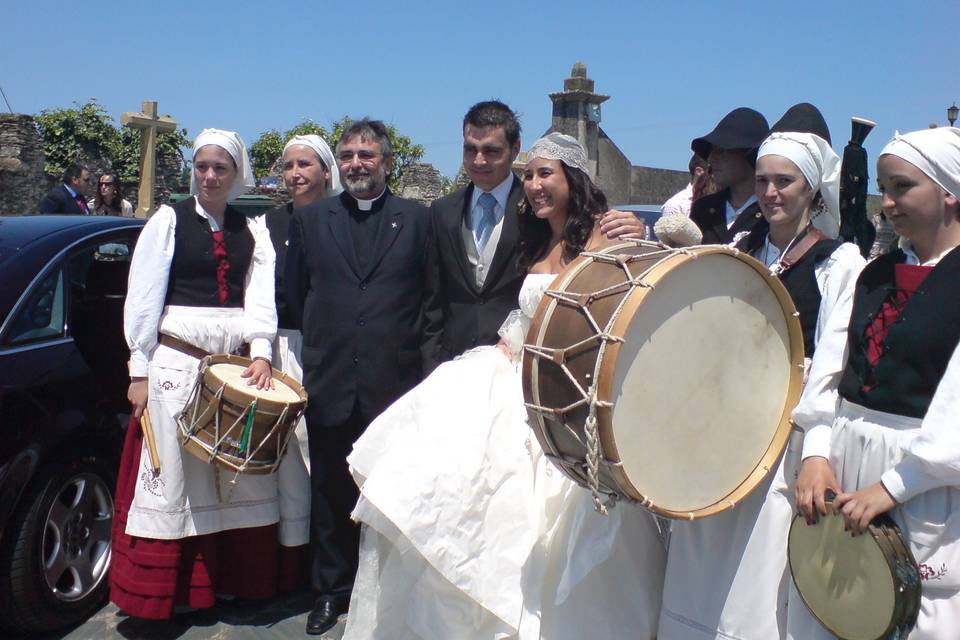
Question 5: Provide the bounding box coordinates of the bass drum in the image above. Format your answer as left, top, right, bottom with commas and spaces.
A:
522, 242, 804, 519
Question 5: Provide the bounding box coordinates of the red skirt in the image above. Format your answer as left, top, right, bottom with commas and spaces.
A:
110, 415, 308, 619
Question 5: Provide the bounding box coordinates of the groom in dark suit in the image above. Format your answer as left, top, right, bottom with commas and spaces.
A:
285, 119, 439, 635
426, 101, 648, 370
425, 101, 525, 369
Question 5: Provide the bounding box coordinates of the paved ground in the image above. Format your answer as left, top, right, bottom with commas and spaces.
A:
37, 593, 346, 640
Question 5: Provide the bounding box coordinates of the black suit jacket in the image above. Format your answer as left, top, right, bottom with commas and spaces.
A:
37, 184, 88, 215
689, 189, 763, 244
425, 177, 525, 371
285, 190, 439, 428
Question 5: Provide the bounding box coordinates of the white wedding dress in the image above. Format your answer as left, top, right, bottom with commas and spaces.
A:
343, 273, 666, 640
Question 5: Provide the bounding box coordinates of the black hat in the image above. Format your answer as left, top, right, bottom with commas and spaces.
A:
691, 107, 769, 159
770, 102, 831, 145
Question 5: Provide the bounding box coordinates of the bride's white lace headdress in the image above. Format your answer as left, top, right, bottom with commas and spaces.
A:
528, 132, 589, 174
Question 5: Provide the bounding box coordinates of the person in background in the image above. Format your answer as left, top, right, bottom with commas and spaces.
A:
262, 134, 343, 592
37, 162, 92, 214
689, 107, 770, 244
88, 171, 134, 216
661, 154, 708, 217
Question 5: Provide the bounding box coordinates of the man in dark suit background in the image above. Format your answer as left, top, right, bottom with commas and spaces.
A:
37, 162, 92, 214
689, 107, 769, 244
284, 119, 439, 635
426, 100, 647, 371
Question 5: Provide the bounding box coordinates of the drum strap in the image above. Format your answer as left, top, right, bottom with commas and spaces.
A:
158, 334, 251, 360
778, 226, 829, 272
158, 334, 211, 360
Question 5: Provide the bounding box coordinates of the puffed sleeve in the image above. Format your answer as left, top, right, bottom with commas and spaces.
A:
881, 343, 960, 502
793, 243, 864, 460
124, 205, 177, 377
243, 214, 278, 362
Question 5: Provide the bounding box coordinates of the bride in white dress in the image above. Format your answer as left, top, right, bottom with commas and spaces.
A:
342, 133, 666, 639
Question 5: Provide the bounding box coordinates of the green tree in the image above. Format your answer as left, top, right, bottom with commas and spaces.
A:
249, 118, 424, 191
35, 100, 120, 178
114, 126, 190, 184
249, 120, 329, 181
329, 117, 424, 191
35, 99, 188, 184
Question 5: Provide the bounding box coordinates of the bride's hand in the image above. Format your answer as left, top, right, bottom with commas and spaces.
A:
495, 340, 514, 361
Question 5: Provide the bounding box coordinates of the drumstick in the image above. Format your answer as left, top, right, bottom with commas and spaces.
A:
140, 409, 162, 475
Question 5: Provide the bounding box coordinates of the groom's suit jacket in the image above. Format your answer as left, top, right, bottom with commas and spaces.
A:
425, 176, 526, 372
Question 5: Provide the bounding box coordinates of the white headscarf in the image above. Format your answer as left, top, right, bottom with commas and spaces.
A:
190, 128, 256, 202
528, 132, 590, 175
880, 127, 960, 200
282, 134, 343, 196
757, 131, 841, 239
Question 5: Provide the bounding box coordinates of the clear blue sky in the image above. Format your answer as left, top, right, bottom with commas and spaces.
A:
4, 0, 958, 193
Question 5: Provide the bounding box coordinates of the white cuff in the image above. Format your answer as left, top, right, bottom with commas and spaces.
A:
249, 337, 272, 362
129, 350, 149, 378
881, 457, 944, 504
800, 424, 833, 460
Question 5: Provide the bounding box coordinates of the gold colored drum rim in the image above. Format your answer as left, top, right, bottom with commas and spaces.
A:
524, 242, 804, 519
787, 503, 920, 640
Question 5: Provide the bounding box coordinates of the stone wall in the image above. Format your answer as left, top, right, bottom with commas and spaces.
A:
629, 166, 690, 206
398, 162, 446, 205
0, 114, 49, 215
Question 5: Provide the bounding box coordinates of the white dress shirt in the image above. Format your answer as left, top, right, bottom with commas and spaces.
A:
725, 195, 758, 229
124, 200, 277, 376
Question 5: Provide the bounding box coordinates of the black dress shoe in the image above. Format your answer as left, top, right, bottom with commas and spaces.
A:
306, 596, 343, 636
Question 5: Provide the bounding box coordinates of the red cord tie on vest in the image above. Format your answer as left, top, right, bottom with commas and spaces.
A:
211, 230, 230, 305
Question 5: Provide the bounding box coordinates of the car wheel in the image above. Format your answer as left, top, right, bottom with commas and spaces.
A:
0, 457, 114, 634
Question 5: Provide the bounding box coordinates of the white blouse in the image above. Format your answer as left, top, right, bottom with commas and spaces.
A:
779, 242, 866, 460
124, 200, 277, 377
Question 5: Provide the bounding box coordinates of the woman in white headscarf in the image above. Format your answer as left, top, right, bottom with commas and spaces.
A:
261, 135, 343, 590
791, 127, 960, 639
340, 133, 666, 640
659, 104, 866, 640
111, 128, 284, 619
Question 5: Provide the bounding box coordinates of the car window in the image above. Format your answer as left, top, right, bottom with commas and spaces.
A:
3, 268, 66, 346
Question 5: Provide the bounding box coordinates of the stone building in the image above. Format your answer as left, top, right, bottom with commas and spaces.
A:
0, 114, 50, 216
397, 162, 447, 205
534, 62, 689, 206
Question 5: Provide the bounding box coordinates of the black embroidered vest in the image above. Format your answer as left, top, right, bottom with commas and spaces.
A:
165, 197, 254, 308
838, 247, 960, 418
779, 239, 842, 358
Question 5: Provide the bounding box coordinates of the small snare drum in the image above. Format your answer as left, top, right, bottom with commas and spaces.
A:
788, 496, 921, 640
177, 354, 307, 475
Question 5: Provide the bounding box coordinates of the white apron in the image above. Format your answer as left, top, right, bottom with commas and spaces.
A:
125, 306, 280, 540
789, 400, 960, 640
659, 428, 803, 639
273, 327, 311, 546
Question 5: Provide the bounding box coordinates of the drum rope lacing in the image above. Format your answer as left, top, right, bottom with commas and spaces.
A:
177, 380, 297, 500
525, 244, 691, 514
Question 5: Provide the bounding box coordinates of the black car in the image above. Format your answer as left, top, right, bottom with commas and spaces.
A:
0, 215, 143, 635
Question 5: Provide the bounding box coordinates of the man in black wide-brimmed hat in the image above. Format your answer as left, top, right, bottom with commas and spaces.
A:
689, 107, 769, 244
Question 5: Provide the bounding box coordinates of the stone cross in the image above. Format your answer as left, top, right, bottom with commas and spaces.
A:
121, 100, 177, 218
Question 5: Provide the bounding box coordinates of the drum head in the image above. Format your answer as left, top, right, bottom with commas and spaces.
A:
208, 362, 302, 403
789, 512, 896, 640
609, 252, 794, 513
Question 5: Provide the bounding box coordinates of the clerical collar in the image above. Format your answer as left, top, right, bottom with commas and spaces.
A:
352, 188, 387, 211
